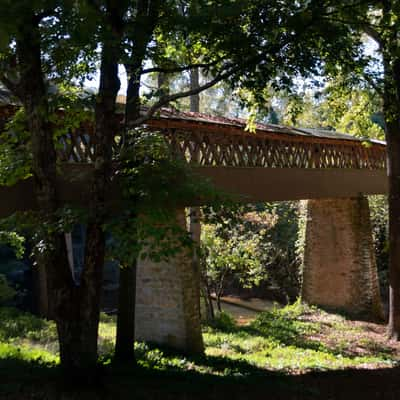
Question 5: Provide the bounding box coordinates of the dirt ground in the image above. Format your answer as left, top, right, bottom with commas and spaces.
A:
211, 296, 278, 324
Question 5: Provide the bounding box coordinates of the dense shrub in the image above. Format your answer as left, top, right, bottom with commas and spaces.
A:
201, 202, 302, 305
258, 202, 301, 302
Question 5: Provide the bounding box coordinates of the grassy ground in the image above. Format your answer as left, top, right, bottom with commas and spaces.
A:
1, 301, 400, 399
0, 301, 399, 372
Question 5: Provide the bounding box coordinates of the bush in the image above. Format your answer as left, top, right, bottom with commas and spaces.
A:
208, 311, 237, 332
201, 202, 301, 305
0, 275, 16, 305
0, 307, 57, 343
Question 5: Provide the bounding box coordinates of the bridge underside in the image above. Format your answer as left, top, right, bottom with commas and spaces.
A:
195, 167, 387, 202
0, 165, 387, 218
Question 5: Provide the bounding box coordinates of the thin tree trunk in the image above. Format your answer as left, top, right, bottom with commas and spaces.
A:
158, 71, 169, 102
201, 277, 215, 320
115, 263, 137, 361
65, 233, 75, 282
32, 252, 50, 318
189, 68, 201, 238
114, 63, 142, 363
114, 0, 160, 360
190, 68, 200, 113
216, 293, 222, 313
188, 67, 204, 331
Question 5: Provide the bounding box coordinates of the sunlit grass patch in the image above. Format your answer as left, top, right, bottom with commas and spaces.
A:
0, 342, 57, 364
203, 301, 399, 373
0, 302, 399, 376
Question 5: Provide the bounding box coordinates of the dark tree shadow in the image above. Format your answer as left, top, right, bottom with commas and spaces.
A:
2, 349, 400, 399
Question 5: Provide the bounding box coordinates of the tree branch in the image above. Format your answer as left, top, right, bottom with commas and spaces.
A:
129, 64, 237, 126
141, 60, 220, 75
363, 73, 383, 96
362, 24, 383, 47
0, 73, 21, 99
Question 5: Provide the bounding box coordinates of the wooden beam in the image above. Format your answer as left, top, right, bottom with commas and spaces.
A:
0, 165, 388, 219
193, 167, 388, 202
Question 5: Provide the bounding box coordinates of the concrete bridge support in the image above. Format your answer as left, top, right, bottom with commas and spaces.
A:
301, 196, 383, 320
135, 208, 204, 354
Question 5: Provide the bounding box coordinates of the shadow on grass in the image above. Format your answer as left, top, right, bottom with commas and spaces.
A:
0, 351, 308, 400
2, 352, 400, 400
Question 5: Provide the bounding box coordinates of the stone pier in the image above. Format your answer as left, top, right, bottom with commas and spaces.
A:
135, 208, 204, 354
301, 196, 383, 320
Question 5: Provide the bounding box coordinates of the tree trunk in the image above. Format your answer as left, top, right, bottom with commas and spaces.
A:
201, 278, 215, 321
76, 4, 123, 370
113, 63, 142, 364
32, 252, 50, 318
11, 4, 123, 376
190, 68, 200, 113
115, 263, 137, 361
216, 294, 222, 313
383, 49, 400, 339
114, 2, 160, 359
188, 67, 204, 330
14, 11, 78, 367
386, 128, 400, 339
158, 71, 169, 102
189, 69, 201, 236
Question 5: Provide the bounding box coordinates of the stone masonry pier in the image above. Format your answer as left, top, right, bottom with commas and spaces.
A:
302, 196, 383, 320
135, 209, 204, 353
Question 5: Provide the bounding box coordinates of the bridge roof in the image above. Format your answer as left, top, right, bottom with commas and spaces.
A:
0, 92, 385, 146
148, 107, 385, 146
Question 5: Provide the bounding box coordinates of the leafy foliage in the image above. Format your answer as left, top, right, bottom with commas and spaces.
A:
201, 223, 264, 298
201, 202, 301, 304
0, 230, 25, 261
258, 203, 301, 302
106, 130, 225, 267
0, 109, 31, 186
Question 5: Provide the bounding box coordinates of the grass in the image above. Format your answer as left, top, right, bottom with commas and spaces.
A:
203, 302, 398, 373
0, 301, 399, 378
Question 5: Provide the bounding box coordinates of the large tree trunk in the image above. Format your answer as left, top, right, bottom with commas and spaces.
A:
386, 127, 400, 339
14, 11, 79, 368
14, 5, 122, 375
75, 3, 123, 370
383, 47, 400, 339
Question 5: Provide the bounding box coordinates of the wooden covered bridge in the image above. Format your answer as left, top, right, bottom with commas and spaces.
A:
0, 104, 387, 352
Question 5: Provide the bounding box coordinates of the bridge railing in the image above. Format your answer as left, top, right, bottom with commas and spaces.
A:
56, 122, 387, 170
163, 128, 386, 170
